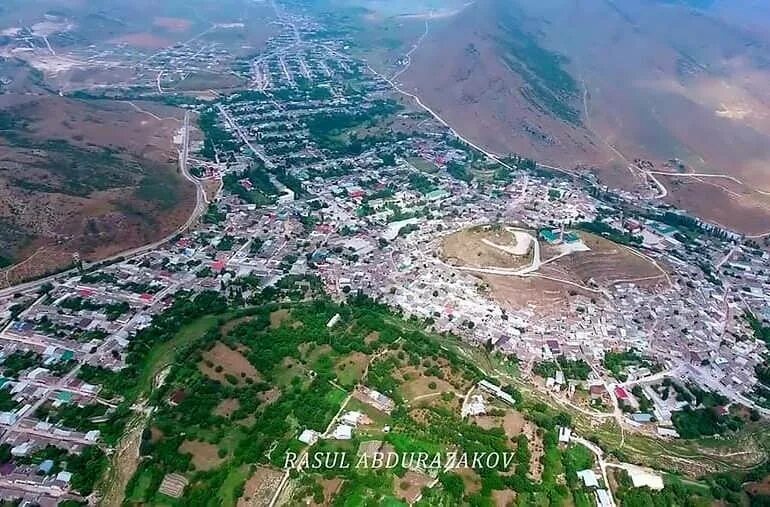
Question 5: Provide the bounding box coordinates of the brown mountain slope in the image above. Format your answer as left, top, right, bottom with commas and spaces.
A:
398, 0, 770, 233
0, 87, 194, 283
398, 0, 612, 171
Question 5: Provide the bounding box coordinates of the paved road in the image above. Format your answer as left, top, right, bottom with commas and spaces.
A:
391, 17, 430, 82
572, 436, 618, 507
0, 111, 206, 299
217, 104, 275, 169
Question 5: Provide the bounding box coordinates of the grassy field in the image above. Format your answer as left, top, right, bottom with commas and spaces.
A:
406, 156, 438, 173
218, 465, 251, 506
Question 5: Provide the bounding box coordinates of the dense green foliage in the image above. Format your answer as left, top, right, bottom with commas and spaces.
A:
305, 100, 401, 156
222, 162, 279, 205
577, 221, 642, 246
614, 470, 713, 507
602, 350, 659, 382
96, 283, 600, 505
533, 357, 590, 381
672, 406, 743, 439
198, 108, 239, 160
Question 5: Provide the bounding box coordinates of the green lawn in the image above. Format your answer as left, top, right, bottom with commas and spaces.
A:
381, 496, 408, 507
124, 466, 157, 503
325, 388, 348, 406
407, 156, 437, 174
218, 465, 250, 505
335, 354, 368, 386
272, 358, 311, 389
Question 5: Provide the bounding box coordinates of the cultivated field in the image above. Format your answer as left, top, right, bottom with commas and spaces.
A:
179, 440, 225, 471
238, 466, 284, 507
214, 398, 241, 418
393, 470, 432, 503
473, 410, 528, 440
199, 342, 262, 386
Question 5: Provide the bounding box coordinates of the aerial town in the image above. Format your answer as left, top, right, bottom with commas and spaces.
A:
0, 1, 769, 506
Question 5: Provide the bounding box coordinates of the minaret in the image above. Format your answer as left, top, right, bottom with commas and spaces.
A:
73, 252, 83, 273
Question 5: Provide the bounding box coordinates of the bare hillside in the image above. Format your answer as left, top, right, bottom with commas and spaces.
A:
398, 0, 770, 233
0, 85, 195, 283
399, 0, 611, 170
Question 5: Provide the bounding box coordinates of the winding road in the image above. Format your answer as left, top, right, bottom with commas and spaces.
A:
0, 111, 207, 298
390, 17, 430, 83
